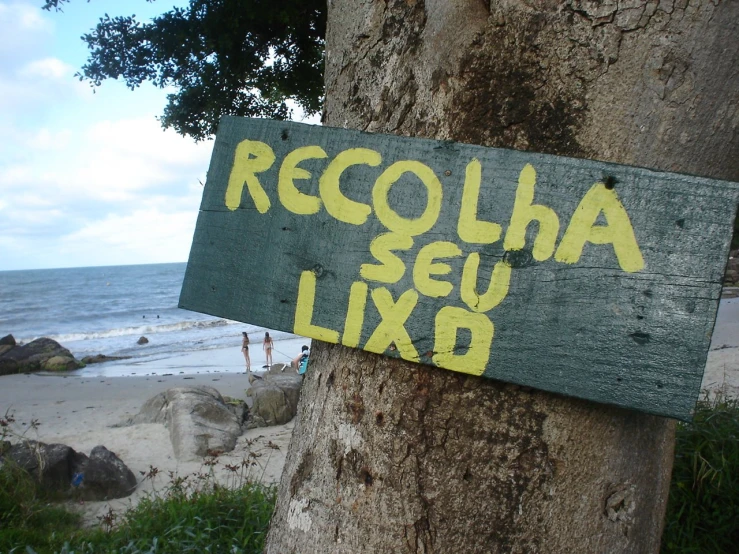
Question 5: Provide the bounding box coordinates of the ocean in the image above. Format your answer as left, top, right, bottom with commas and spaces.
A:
0, 263, 304, 376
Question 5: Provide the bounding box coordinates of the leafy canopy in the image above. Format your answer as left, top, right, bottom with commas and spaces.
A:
43, 0, 326, 140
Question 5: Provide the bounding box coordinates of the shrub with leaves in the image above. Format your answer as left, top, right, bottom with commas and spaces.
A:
0, 458, 82, 552
662, 394, 739, 553
1, 436, 276, 554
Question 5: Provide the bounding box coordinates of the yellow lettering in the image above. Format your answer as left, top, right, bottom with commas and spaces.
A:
413, 241, 462, 298
360, 233, 414, 284
373, 161, 442, 236
364, 288, 420, 362
293, 270, 340, 342
342, 281, 368, 348
460, 255, 512, 312
225, 140, 275, 213
319, 148, 380, 225
458, 158, 502, 244
277, 145, 326, 215
555, 183, 645, 272
503, 164, 560, 260
433, 306, 493, 376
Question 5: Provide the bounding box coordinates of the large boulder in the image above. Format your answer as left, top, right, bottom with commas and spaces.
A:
126, 386, 245, 461
5, 441, 86, 489
246, 368, 303, 428
77, 445, 139, 500
0, 337, 84, 376
3, 441, 137, 501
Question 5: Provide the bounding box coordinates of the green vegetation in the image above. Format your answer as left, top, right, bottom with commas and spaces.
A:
75, 480, 276, 554
2, 395, 737, 553
43, 0, 325, 141
0, 459, 276, 554
662, 394, 739, 553
0, 459, 82, 551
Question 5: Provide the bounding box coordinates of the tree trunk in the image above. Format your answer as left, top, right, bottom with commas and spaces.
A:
265, 1, 738, 552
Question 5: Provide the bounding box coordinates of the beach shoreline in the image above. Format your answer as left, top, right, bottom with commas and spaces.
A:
3, 295, 739, 525
71, 336, 310, 378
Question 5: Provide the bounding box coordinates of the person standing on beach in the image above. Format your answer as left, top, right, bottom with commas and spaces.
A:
263, 332, 274, 368
241, 332, 251, 372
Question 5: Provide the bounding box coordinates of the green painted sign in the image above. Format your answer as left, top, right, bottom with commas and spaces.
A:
180, 117, 739, 420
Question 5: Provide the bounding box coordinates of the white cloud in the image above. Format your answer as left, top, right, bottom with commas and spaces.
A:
4, 1, 49, 30
61, 208, 199, 265
0, 116, 212, 200
20, 56, 73, 79
0, 2, 51, 31
0, 2, 53, 62
0, 201, 202, 270
0, 3, 89, 113
27, 127, 73, 151
13, 192, 58, 209
0, 58, 84, 115
56, 118, 212, 201
87, 117, 212, 166
0, 113, 211, 270
0, 0, 215, 271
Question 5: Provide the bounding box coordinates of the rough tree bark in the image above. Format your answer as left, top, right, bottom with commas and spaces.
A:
265, 1, 739, 552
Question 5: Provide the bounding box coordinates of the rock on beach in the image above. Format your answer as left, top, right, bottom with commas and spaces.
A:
124, 385, 246, 461
247, 364, 303, 428
0, 336, 84, 376
3, 441, 137, 501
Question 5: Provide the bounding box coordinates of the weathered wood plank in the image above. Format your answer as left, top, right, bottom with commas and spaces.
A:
180, 116, 739, 420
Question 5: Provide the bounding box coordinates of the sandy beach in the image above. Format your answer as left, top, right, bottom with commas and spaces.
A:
0, 349, 297, 525
700, 295, 739, 399
2, 298, 739, 525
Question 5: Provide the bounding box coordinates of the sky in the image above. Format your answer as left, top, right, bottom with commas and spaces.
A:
0, 0, 316, 271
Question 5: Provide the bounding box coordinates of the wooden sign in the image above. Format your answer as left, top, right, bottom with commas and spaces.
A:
180, 117, 739, 420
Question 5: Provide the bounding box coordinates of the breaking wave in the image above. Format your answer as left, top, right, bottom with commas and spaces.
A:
35, 318, 234, 344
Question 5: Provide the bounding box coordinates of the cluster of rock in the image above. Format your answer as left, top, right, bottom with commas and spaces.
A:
121, 385, 248, 461
0, 441, 137, 501
118, 365, 304, 461
247, 364, 303, 428
0, 335, 84, 376
0, 372, 305, 500
0, 340, 304, 500
0, 335, 132, 376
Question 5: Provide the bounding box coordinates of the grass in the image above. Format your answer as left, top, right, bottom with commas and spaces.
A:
65, 480, 277, 554
0, 459, 83, 552
0, 461, 276, 554
0, 413, 276, 554
2, 396, 737, 553
661, 394, 739, 553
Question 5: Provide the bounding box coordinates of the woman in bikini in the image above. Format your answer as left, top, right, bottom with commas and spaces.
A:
241, 332, 251, 372
263, 332, 274, 368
